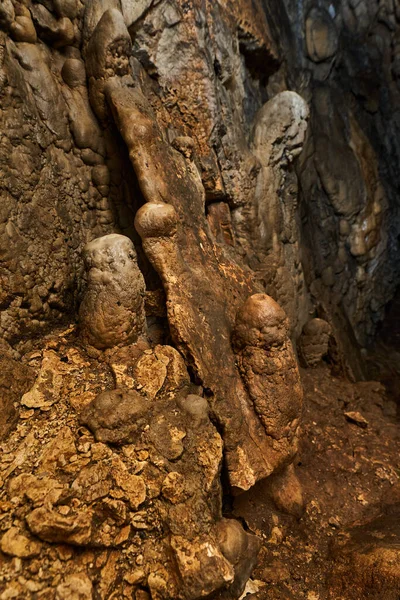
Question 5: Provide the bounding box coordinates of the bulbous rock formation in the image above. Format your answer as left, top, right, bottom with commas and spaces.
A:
79, 234, 146, 349
233, 293, 303, 470
298, 317, 332, 367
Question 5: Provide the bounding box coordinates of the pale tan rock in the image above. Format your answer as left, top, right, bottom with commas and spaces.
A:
26, 506, 92, 546
56, 573, 93, 600
21, 351, 70, 409
134, 351, 169, 400
112, 457, 146, 510
170, 534, 235, 599
71, 463, 112, 503
345, 411, 369, 429
0, 527, 41, 558
38, 427, 77, 474
9, 474, 65, 506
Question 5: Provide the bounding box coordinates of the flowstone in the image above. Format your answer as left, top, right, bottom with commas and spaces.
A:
108, 82, 304, 492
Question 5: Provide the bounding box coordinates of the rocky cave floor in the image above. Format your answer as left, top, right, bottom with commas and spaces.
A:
239, 364, 400, 599
0, 326, 400, 600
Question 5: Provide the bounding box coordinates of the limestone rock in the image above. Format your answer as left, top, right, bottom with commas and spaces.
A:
79, 234, 146, 349
108, 83, 300, 490
56, 573, 93, 600
233, 294, 303, 473
0, 527, 41, 558
298, 318, 332, 367
21, 350, 71, 409
26, 506, 92, 546
305, 7, 338, 63
216, 519, 261, 599
170, 534, 235, 599
79, 388, 151, 444
234, 91, 310, 333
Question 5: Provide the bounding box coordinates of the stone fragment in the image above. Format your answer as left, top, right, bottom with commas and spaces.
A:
268, 463, 304, 518
38, 427, 77, 474
306, 7, 338, 63
71, 463, 112, 503
56, 573, 93, 600
79, 234, 146, 349
9, 474, 65, 506
0, 527, 41, 558
170, 534, 235, 599
133, 351, 169, 400
344, 411, 369, 429
80, 388, 151, 444
216, 518, 261, 599
26, 507, 92, 546
112, 458, 146, 510
298, 318, 332, 367
21, 351, 70, 409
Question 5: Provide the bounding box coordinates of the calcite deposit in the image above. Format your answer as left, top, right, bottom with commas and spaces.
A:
79, 234, 146, 349
0, 0, 399, 599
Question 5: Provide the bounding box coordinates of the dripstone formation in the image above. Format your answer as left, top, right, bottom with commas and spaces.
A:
0, 0, 399, 599
79, 234, 146, 349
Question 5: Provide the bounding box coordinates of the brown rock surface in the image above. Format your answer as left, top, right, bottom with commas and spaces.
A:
329, 507, 400, 599
0, 1, 399, 599
0, 354, 34, 440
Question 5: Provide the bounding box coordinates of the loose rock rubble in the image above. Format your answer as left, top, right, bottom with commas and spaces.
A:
0, 330, 260, 600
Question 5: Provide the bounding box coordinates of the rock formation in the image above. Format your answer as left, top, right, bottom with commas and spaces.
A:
298, 318, 331, 367
79, 234, 146, 349
0, 0, 399, 598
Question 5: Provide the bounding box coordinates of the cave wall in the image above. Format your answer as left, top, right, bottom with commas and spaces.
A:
283, 0, 400, 376
0, 0, 399, 376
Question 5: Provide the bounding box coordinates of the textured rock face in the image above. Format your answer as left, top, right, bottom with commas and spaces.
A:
79, 234, 146, 349
283, 0, 400, 377
0, 0, 399, 598
232, 294, 303, 473
298, 318, 331, 367
0, 336, 260, 600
